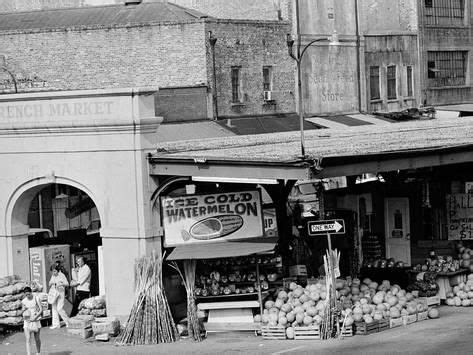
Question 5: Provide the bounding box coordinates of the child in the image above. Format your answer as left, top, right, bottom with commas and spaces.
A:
21, 286, 42, 355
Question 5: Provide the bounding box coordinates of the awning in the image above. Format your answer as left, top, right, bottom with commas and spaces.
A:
166, 238, 276, 260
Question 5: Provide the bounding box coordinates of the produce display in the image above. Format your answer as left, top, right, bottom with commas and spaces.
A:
257, 277, 431, 338
195, 255, 282, 297
0, 275, 42, 325
412, 245, 473, 273
407, 272, 439, 297
363, 258, 406, 268
78, 295, 107, 317
445, 274, 473, 307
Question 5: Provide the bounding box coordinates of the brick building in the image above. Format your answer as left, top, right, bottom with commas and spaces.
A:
0, 1, 294, 121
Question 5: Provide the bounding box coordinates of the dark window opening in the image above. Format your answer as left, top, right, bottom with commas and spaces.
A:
387, 65, 397, 100
369, 66, 380, 100
231, 67, 241, 103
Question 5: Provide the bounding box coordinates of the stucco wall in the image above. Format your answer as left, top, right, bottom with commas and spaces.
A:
0, 89, 161, 316
359, 0, 418, 34
167, 0, 291, 21
365, 35, 419, 112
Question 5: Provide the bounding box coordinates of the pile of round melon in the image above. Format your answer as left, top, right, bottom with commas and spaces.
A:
445, 274, 473, 307
256, 277, 433, 338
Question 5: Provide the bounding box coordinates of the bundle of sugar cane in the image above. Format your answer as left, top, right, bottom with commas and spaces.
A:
170, 260, 203, 342
117, 252, 178, 345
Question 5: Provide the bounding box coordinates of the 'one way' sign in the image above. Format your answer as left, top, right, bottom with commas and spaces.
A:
307, 219, 345, 236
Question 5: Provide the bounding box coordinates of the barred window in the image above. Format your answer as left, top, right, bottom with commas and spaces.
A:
406, 66, 413, 97
387, 65, 397, 100
369, 66, 380, 100
427, 51, 467, 87
231, 66, 241, 103
424, 0, 465, 26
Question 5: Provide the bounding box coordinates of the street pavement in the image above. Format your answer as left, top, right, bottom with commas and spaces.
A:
1, 306, 473, 354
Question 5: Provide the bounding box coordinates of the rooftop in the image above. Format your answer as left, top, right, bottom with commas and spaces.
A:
150, 115, 473, 179
0, 2, 210, 31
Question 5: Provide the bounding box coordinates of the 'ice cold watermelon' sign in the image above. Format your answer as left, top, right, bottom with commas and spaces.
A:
161, 190, 264, 246
447, 194, 473, 240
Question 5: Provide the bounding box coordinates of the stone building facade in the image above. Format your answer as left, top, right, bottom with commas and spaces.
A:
418, 0, 473, 106
0, 1, 294, 121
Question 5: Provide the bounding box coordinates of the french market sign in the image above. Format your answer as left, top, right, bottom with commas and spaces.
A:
161, 190, 264, 247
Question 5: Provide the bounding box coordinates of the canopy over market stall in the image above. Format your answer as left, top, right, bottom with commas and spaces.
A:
149, 116, 473, 180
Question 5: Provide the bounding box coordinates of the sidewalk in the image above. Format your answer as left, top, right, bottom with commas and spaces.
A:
1, 306, 473, 354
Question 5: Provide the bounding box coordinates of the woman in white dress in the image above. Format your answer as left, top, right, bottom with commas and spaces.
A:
21, 286, 42, 355
48, 265, 70, 329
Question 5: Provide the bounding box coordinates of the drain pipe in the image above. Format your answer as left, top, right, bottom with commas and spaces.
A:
354, 0, 362, 113
209, 31, 219, 120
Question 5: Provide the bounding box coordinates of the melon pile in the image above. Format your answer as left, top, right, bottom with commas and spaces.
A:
445, 274, 473, 307
256, 277, 430, 338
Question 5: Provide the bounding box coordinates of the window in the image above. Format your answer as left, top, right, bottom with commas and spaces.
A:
369, 66, 380, 100
263, 66, 272, 92
231, 66, 241, 103
424, 0, 465, 26
387, 65, 397, 100
406, 66, 413, 97
427, 51, 467, 87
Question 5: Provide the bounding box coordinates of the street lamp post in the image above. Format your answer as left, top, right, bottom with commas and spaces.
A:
286, 33, 340, 159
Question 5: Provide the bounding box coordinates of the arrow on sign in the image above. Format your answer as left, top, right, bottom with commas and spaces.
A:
307, 219, 346, 236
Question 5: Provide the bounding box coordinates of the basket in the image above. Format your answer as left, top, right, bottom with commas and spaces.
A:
416, 311, 428, 322
389, 317, 403, 328
402, 314, 417, 325
353, 321, 379, 335
293, 325, 320, 340
261, 325, 286, 340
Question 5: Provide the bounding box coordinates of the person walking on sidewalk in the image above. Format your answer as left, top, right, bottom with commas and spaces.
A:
48, 265, 70, 329
21, 286, 42, 355
70, 256, 91, 316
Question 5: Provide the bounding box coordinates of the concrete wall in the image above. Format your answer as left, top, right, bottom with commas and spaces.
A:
0, 89, 161, 316
365, 35, 419, 112
206, 20, 295, 118
359, 0, 418, 34
420, 0, 473, 105
0, 22, 208, 93
167, 0, 291, 21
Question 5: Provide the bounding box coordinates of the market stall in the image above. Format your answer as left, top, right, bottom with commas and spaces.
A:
162, 189, 281, 333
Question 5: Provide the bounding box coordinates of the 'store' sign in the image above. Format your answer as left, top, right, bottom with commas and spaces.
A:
161, 190, 264, 247
307, 219, 345, 236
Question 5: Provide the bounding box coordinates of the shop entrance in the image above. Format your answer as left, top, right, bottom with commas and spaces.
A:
384, 197, 411, 265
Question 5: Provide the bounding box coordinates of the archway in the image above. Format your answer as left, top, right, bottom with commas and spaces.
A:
4, 178, 103, 303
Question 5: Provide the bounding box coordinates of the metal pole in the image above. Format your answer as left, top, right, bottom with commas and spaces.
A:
327, 232, 340, 336
256, 263, 263, 319
297, 60, 305, 158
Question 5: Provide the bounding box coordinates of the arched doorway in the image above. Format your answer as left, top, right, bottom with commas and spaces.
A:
5, 180, 102, 300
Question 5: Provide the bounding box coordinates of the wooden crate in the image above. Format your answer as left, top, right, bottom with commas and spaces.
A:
377, 319, 390, 332
402, 314, 417, 325
293, 325, 320, 340
261, 325, 286, 340
418, 296, 440, 306
417, 311, 428, 322
67, 326, 93, 339
353, 321, 379, 335
389, 317, 403, 328
340, 325, 353, 337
